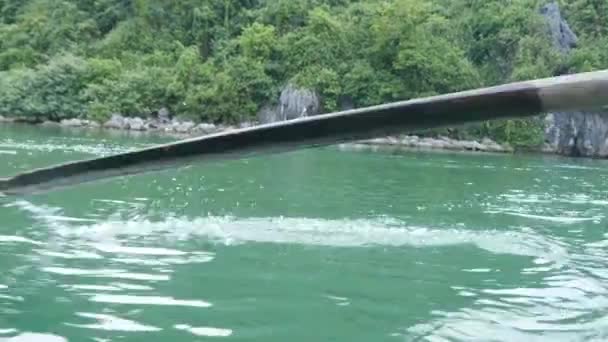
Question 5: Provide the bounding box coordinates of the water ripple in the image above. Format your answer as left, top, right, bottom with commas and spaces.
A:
174, 324, 232, 337
45, 216, 567, 263
88, 294, 212, 308
42, 267, 170, 281
0, 236, 44, 245
0, 333, 68, 342
66, 312, 162, 332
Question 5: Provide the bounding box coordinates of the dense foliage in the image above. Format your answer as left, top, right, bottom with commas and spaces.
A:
0, 0, 606, 146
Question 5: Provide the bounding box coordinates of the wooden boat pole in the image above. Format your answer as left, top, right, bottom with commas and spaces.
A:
1, 70, 607, 196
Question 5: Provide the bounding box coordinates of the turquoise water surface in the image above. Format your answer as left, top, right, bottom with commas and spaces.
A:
0, 124, 607, 341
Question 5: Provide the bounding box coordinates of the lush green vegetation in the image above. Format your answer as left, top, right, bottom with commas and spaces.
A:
0, 0, 606, 147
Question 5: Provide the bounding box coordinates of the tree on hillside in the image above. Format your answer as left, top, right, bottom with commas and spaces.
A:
0, 0, 606, 147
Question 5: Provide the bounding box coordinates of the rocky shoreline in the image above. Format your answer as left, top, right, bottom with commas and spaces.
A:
0, 112, 251, 138
0, 113, 518, 154
340, 135, 514, 153
52, 114, 247, 137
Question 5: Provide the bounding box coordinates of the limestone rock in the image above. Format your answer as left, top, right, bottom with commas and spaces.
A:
158, 107, 171, 123
128, 117, 146, 131
173, 120, 196, 133
238, 121, 256, 129
544, 110, 608, 157
104, 114, 127, 130
258, 84, 321, 124
145, 119, 159, 130
257, 105, 278, 125
540, 2, 577, 53
194, 123, 218, 134
356, 135, 511, 153
540, 2, 608, 158
88, 121, 101, 128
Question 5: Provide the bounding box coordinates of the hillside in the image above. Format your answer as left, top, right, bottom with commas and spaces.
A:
0, 0, 606, 147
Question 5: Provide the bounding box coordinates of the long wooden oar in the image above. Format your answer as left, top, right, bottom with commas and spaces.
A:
1, 70, 607, 196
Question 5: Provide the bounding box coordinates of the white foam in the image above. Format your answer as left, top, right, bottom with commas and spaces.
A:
111, 283, 154, 291
485, 211, 602, 224
51, 216, 567, 261
43, 216, 97, 223
36, 250, 103, 260
111, 254, 214, 266
67, 312, 161, 332
110, 258, 168, 266
325, 295, 351, 306
0, 295, 23, 301
502, 193, 608, 206
408, 264, 608, 341
69, 285, 122, 292
89, 294, 212, 308
555, 164, 602, 171
174, 324, 232, 337
564, 199, 608, 206
0, 333, 67, 342
13, 200, 569, 266
463, 268, 493, 273
92, 244, 188, 256
0, 236, 44, 246
159, 254, 215, 264
0, 140, 136, 156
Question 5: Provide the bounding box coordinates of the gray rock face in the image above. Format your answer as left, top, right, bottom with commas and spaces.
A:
128, 117, 146, 131
194, 123, 218, 134
258, 84, 320, 124
540, 2, 578, 53
539, 2, 608, 158
545, 111, 608, 157
257, 105, 278, 124
172, 120, 196, 133
238, 121, 256, 129
104, 114, 127, 130
88, 121, 101, 128
145, 118, 159, 130
158, 108, 171, 124
58, 118, 102, 128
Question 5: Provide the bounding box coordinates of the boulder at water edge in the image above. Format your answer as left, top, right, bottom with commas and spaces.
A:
104, 114, 127, 130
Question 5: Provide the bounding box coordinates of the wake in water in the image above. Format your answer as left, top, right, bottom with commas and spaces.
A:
8, 200, 569, 262
3, 199, 608, 342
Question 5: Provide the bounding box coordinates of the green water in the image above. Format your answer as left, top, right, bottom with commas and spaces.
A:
1, 124, 607, 342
